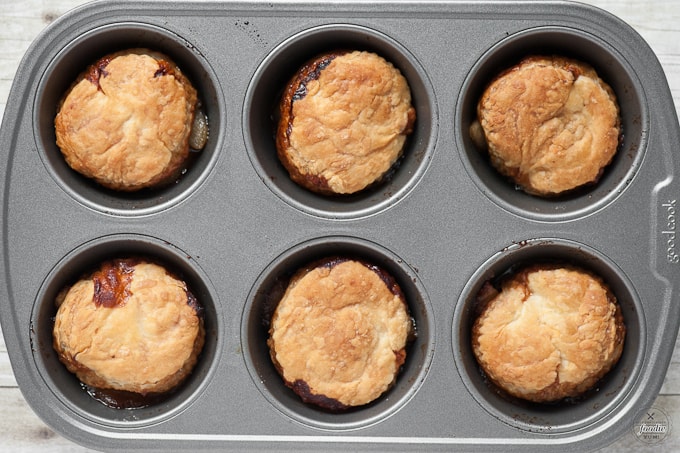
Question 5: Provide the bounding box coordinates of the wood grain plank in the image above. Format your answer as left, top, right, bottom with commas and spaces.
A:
0, 388, 90, 452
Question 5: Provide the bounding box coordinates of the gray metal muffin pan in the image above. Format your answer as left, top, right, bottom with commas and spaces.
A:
1, 0, 678, 451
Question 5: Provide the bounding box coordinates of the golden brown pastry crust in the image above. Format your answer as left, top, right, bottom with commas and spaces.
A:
472, 265, 625, 403
53, 259, 205, 395
276, 50, 416, 195
476, 56, 621, 196
267, 258, 413, 410
55, 49, 199, 191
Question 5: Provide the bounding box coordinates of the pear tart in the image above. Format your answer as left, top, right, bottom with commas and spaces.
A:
276, 50, 416, 195
268, 258, 414, 410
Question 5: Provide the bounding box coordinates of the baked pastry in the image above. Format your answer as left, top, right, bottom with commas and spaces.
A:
473, 55, 620, 196
276, 50, 416, 195
267, 258, 414, 410
471, 265, 625, 403
55, 48, 207, 191
53, 259, 205, 397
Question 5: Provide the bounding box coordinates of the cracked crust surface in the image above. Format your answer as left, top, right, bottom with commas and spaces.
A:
476, 56, 620, 196
55, 49, 198, 191
471, 266, 625, 403
276, 50, 416, 195
53, 259, 205, 395
267, 258, 413, 409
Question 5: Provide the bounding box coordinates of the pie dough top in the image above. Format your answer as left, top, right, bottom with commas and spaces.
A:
55, 49, 198, 191
268, 258, 413, 409
277, 50, 416, 195
476, 56, 620, 196
472, 266, 625, 403
53, 259, 205, 395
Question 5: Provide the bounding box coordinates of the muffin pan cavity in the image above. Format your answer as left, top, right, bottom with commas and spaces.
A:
244, 24, 437, 219
453, 238, 644, 433
457, 26, 647, 221
34, 22, 223, 216
30, 234, 221, 427
242, 236, 434, 430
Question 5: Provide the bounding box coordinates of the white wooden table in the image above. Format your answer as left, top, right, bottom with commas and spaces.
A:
1, 0, 678, 451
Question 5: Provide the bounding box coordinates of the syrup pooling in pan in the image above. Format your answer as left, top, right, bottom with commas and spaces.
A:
52, 258, 206, 409
54, 48, 209, 192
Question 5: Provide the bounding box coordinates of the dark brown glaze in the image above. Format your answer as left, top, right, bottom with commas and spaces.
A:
68, 257, 201, 314
92, 259, 136, 308
280, 51, 347, 136
365, 262, 405, 300
154, 59, 173, 78
84, 53, 177, 88
291, 380, 350, 412
82, 383, 171, 409
394, 348, 407, 368
290, 55, 337, 102
275, 50, 349, 195
84, 56, 113, 89
295, 173, 332, 195
185, 289, 204, 318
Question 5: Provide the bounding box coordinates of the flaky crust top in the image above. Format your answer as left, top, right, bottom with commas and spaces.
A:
276, 50, 416, 195
472, 266, 625, 403
55, 49, 198, 191
476, 56, 620, 196
268, 259, 413, 409
53, 260, 205, 395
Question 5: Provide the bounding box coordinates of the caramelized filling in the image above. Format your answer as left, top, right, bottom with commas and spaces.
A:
291, 379, 350, 412
91, 259, 135, 308
290, 54, 338, 101
154, 59, 173, 78
84, 56, 112, 89
82, 383, 170, 410
284, 51, 347, 140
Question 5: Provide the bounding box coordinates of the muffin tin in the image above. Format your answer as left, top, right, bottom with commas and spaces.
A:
1, 0, 678, 451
